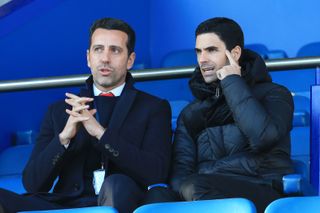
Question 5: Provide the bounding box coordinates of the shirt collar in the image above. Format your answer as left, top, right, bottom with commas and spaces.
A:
93, 83, 125, 97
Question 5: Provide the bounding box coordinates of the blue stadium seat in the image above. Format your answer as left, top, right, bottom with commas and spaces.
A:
291, 94, 310, 127
271, 69, 315, 94
0, 144, 33, 177
161, 49, 197, 68
297, 42, 320, 57
267, 50, 288, 59
132, 62, 147, 70
245, 44, 269, 59
278, 93, 313, 195
133, 198, 257, 213
0, 174, 26, 194
14, 130, 37, 145
290, 94, 310, 182
245, 43, 288, 59
265, 196, 320, 213
169, 100, 189, 131
282, 160, 316, 196
19, 206, 119, 213
0, 144, 34, 193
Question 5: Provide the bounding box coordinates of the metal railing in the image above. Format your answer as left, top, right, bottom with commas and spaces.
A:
0, 56, 320, 92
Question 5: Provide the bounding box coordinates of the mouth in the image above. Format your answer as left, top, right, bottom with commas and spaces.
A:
201, 66, 215, 75
99, 67, 112, 76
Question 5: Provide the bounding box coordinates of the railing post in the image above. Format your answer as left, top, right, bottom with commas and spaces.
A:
310, 66, 320, 195
317, 66, 320, 85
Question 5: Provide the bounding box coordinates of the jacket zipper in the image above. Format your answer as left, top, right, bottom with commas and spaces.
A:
215, 87, 220, 98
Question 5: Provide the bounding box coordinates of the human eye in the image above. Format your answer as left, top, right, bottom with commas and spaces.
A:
110, 46, 122, 54
207, 47, 217, 53
93, 46, 103, 53
195, 48, 201, 55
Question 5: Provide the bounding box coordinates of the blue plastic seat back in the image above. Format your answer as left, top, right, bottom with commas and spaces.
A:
267, 50, 288, 59
18, 206, 119, 213
0, 174, 26, 194
245, 43, 287, 59
13, 130, 37, 145
289, 94, 310, 183
297, 42, 320, 57
0, 144, 34, 176
0, 144, 34, 194
169, 100, 189, 131
265, 196, 320, 213
133, 198, 256, 213
161, 49, 197, 68
292, 94, 310, 127
245, 44, 269, 59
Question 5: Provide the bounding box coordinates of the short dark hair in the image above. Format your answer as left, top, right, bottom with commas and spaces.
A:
89, 17, 135, 55
195, 17, 244, 51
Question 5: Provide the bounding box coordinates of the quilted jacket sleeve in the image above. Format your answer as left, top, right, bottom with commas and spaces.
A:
221, 75, 294, 152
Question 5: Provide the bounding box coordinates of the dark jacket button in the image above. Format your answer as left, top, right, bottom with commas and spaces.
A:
113, 151, 119, 157
74, 183, 80, 191
104, 144, 110, 149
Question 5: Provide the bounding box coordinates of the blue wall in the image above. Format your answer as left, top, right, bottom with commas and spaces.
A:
0, 0, 150, 80
149, 0, 320, 67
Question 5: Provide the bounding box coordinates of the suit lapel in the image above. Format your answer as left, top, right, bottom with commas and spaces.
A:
79, 74, 137, 134
108, 87, 137, 133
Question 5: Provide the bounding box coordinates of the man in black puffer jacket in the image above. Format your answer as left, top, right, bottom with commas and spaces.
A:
145, 17, 294, 213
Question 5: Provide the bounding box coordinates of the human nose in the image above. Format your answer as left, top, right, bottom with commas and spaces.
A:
100, 50, 111, 63
198, 52, 208, 64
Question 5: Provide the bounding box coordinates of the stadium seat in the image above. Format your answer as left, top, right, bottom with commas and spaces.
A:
267, 50, 288, 59
169, 100, 189, 131
291, 94, 310, 127
277, 92, 313, 195
13, 130, 37, 145
245, 43, 288, 59
161, 49, 197, 68
19, 206, 119, 213
265, 196, 320, 213
0, 144, 34, 193
297, 42, 320, 57
0, 144, 33, 177
245, 44, 269, 59
133, 198, 257, 213
282, 160, 316, 196
290, 94, 310, 183
132, 62, 146, 70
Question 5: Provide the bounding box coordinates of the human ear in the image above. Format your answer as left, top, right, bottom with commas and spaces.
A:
127, 52, 136, 70
231, 45, 242, 62
86, 49, 91, 68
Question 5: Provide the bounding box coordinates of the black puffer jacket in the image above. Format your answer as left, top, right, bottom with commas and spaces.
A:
171, 50, 294, 192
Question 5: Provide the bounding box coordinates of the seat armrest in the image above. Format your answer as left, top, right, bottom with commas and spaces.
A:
282, 174, 302, 194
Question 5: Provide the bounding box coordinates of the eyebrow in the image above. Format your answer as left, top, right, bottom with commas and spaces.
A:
91, 44, 104, 49
109, 45, 123, 50
206, 46, 218, 50
195, 46, 218, 52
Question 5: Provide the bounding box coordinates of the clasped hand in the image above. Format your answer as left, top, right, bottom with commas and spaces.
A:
216, 50, 241, 80
59, 93, 105, 145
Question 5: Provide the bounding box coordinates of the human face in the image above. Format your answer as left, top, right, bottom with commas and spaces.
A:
87, 29, 135, 92
195, 33, 228, 84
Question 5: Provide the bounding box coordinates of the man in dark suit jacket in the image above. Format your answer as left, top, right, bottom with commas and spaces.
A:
0, 18, 172, 213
